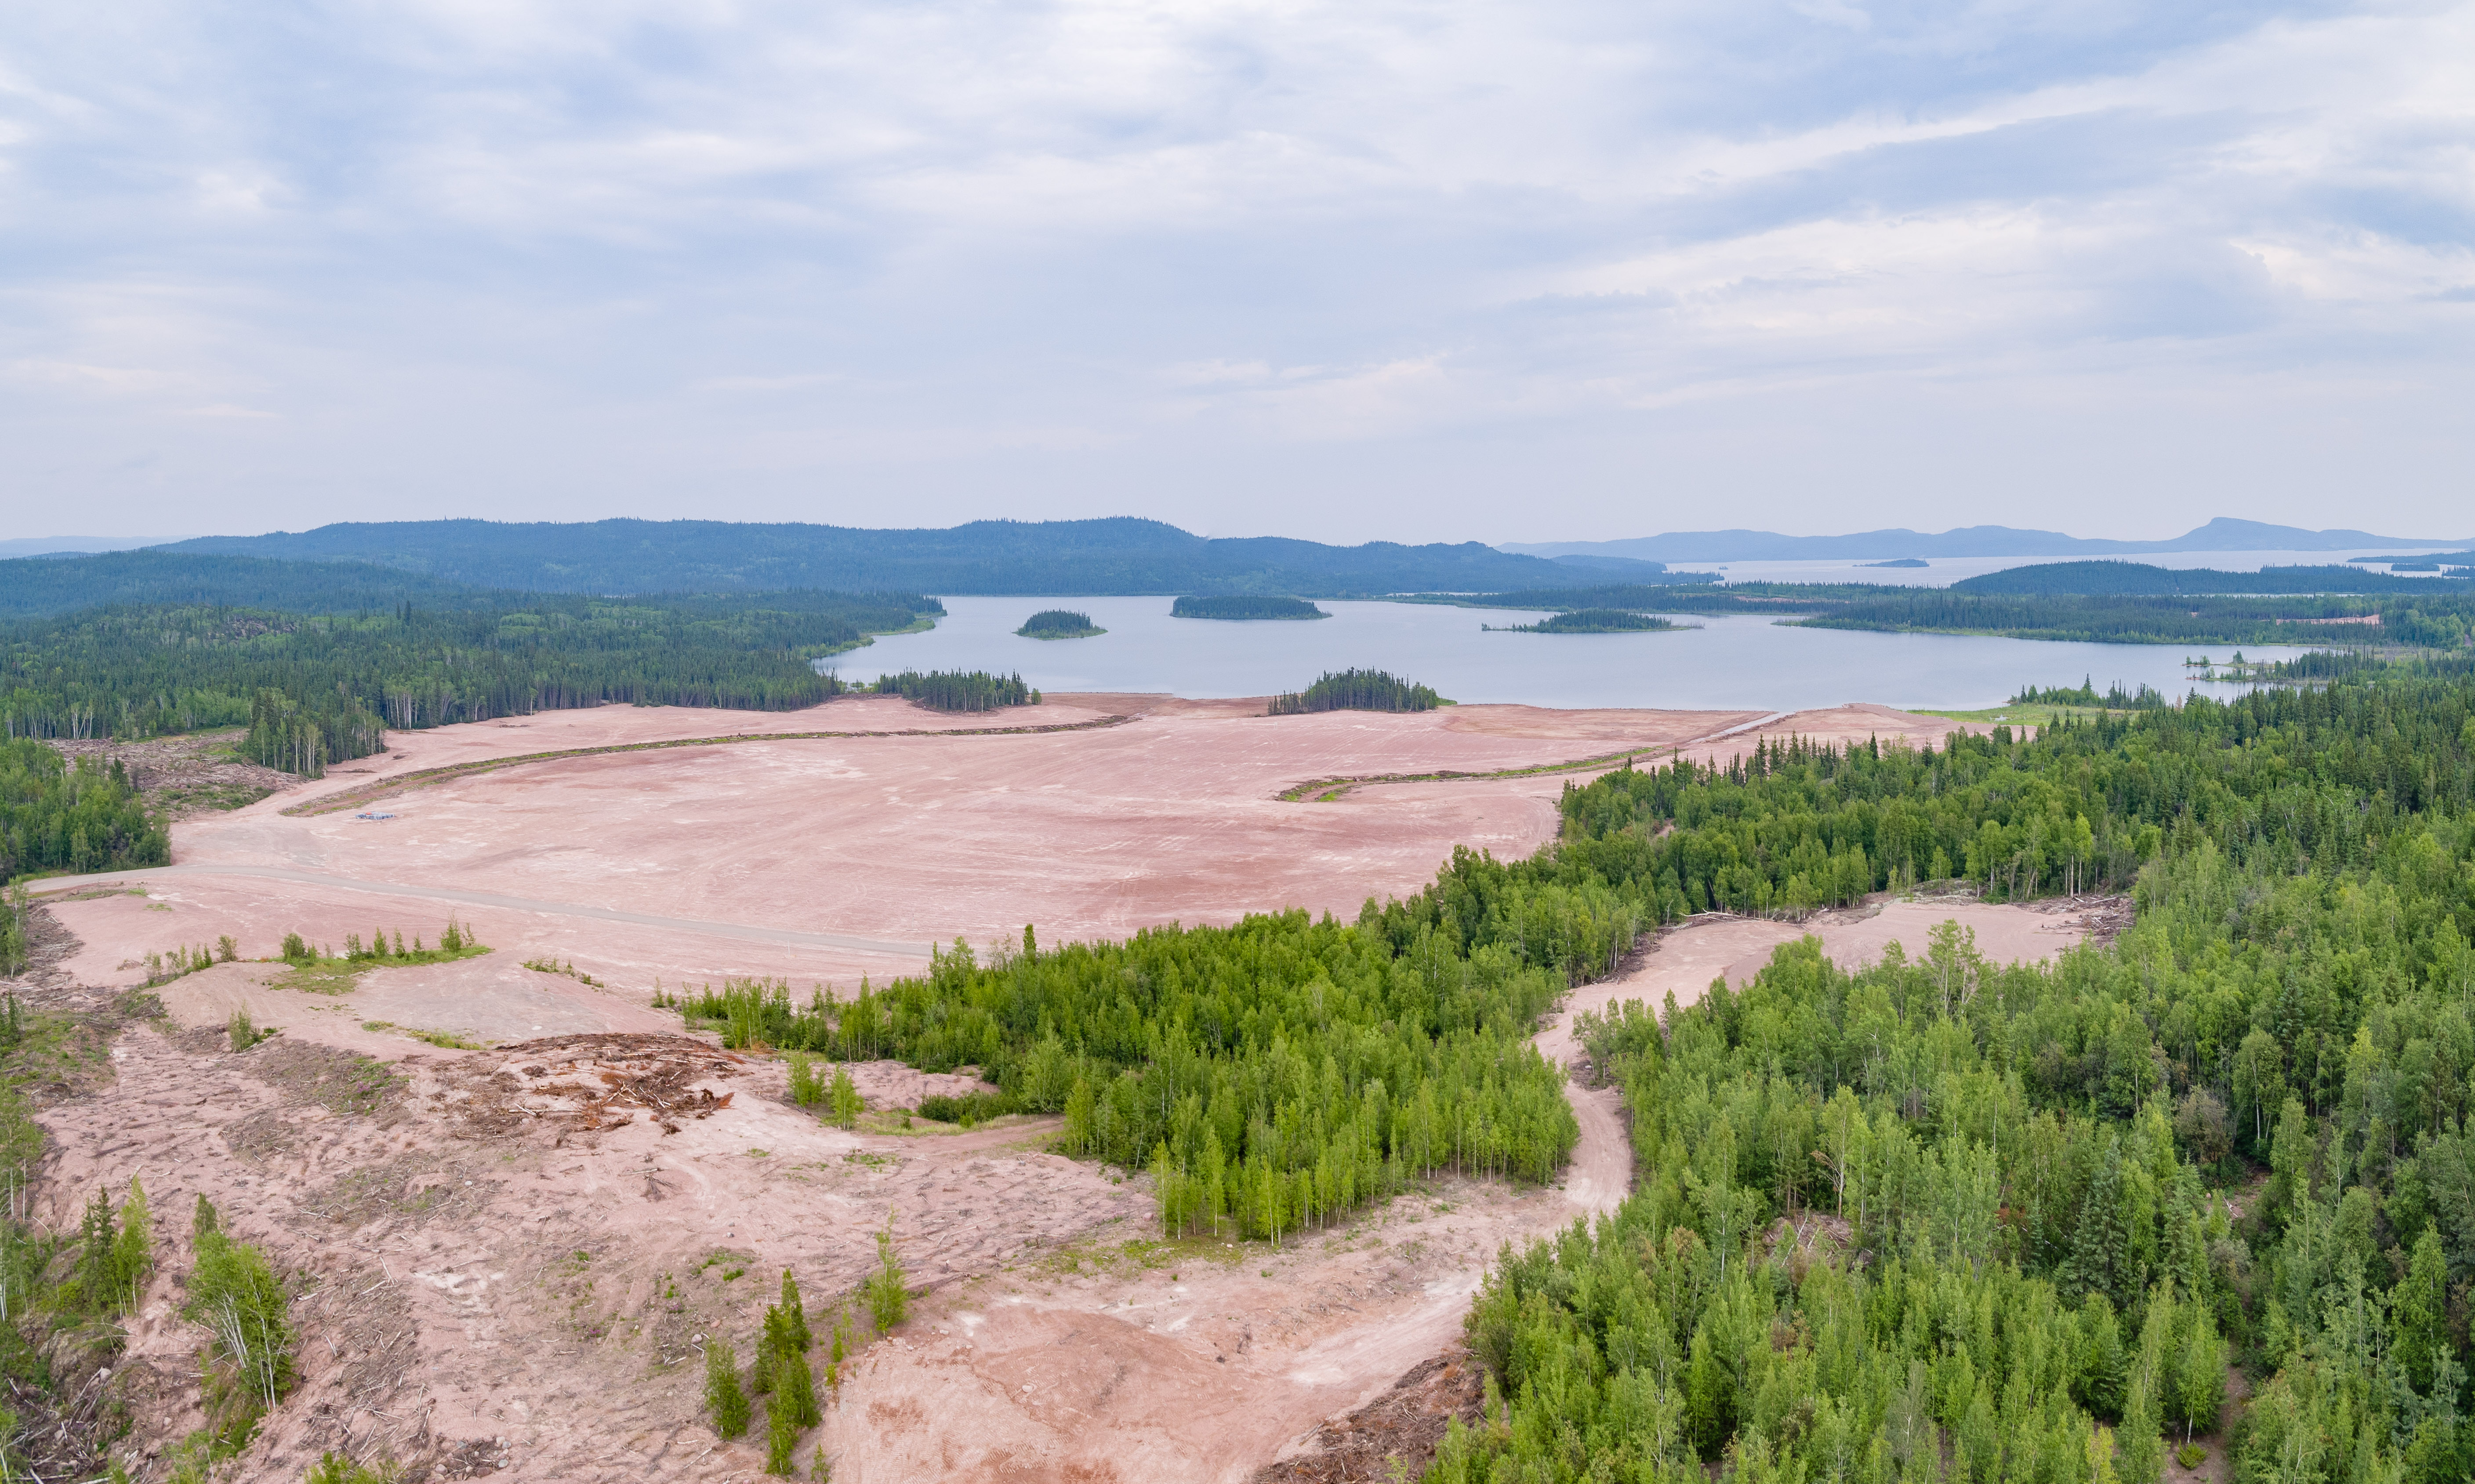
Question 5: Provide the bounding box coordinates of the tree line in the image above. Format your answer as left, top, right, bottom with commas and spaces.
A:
868, 670, 1038, 711
1270, 668, 1444, 715
1420, 655, 2475, 1484
0, 589, 942, 774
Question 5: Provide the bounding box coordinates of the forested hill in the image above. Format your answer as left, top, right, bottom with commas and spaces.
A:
1954, 560, 2473, 596
0, 590, 941, 787
156, 517, 1580, 596
0, 551, 504, 621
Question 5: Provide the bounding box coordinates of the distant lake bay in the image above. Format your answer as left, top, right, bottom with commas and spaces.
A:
823, 597, 2308, 712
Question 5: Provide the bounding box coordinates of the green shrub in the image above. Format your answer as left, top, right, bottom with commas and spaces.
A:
279, 932, 311, 964
228, 1008, 271, 1051
765, 1393, 799, 1476
704, 1340, 750, 1438
187, 1225, 296, 1432
865, 1225, 907, 1334
777, 1270, 812, 1353
786, 1053, 824, 1108
916, 1091, 1005, 1126
828, 1068, 862, 1129
72, 1178, 149, 1317
305, 1451, 399, 1484
2177, 1445, 2207, 1469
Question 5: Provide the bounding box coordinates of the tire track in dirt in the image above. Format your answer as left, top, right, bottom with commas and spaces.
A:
27, 864, 933, 958
277, 714, 1141, 818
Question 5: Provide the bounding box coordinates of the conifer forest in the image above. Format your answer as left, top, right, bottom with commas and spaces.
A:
0, 590, 941, 775
688, 654, 2475, 1483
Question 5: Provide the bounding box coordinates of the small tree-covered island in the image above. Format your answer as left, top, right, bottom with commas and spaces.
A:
1483, 608, 1685, 634
1015, 609, 1105, 639
1172, 595, 1332, 620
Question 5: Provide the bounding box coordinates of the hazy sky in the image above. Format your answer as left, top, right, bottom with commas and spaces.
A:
4, 1, 2471, 544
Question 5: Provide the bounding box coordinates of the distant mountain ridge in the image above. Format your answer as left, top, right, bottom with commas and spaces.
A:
1503, 517, 2473, 563
156, 517, 1623, 597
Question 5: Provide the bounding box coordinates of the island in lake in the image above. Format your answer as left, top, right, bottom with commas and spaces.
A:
1170, 595, 1330, 620
1017, 607, 1107, 639
1483, 607, 1687, 634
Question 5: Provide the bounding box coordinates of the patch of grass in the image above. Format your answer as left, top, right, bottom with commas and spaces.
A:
2177, 1444, 2208, 1469
1033, 1233, 1242, 1279
405, 1027, 484, 1050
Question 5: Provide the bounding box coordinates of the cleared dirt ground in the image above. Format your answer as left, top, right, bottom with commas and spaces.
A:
12, 694, 2035, 1483
36, 695, 1973, 997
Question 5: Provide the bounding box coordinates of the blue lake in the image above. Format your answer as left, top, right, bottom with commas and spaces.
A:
824, 597, 2309, 712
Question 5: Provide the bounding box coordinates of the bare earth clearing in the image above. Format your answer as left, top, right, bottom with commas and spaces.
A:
11, 695, 2067, 1483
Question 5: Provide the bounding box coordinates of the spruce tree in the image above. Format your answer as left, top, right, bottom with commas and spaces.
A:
2176, 1307, 2225, 1442
765, 1393, 799, 1476
2118, 1370, 2165, 1484
779, 1270, 812, 1353
2065, 1140, 2132, 1309
704, 1341, 750, 1438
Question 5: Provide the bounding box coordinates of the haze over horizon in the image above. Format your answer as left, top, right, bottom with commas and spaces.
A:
4, 1, 2470, 545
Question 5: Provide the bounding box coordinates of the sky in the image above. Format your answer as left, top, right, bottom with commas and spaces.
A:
3, 0, 2471, 545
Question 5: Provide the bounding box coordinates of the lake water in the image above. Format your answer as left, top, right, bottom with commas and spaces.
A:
824, 597, 2312, 712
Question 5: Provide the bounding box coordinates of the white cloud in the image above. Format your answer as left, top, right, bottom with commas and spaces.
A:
0, 0, 2469, 539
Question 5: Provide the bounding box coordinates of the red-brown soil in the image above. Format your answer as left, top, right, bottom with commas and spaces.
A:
10, 694, 2025, 1483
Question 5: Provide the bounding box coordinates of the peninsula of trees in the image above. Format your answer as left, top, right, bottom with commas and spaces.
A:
1172, 595, 1330, 621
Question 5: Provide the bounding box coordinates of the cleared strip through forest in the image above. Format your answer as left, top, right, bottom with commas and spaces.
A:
279, 713, 1138, 816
